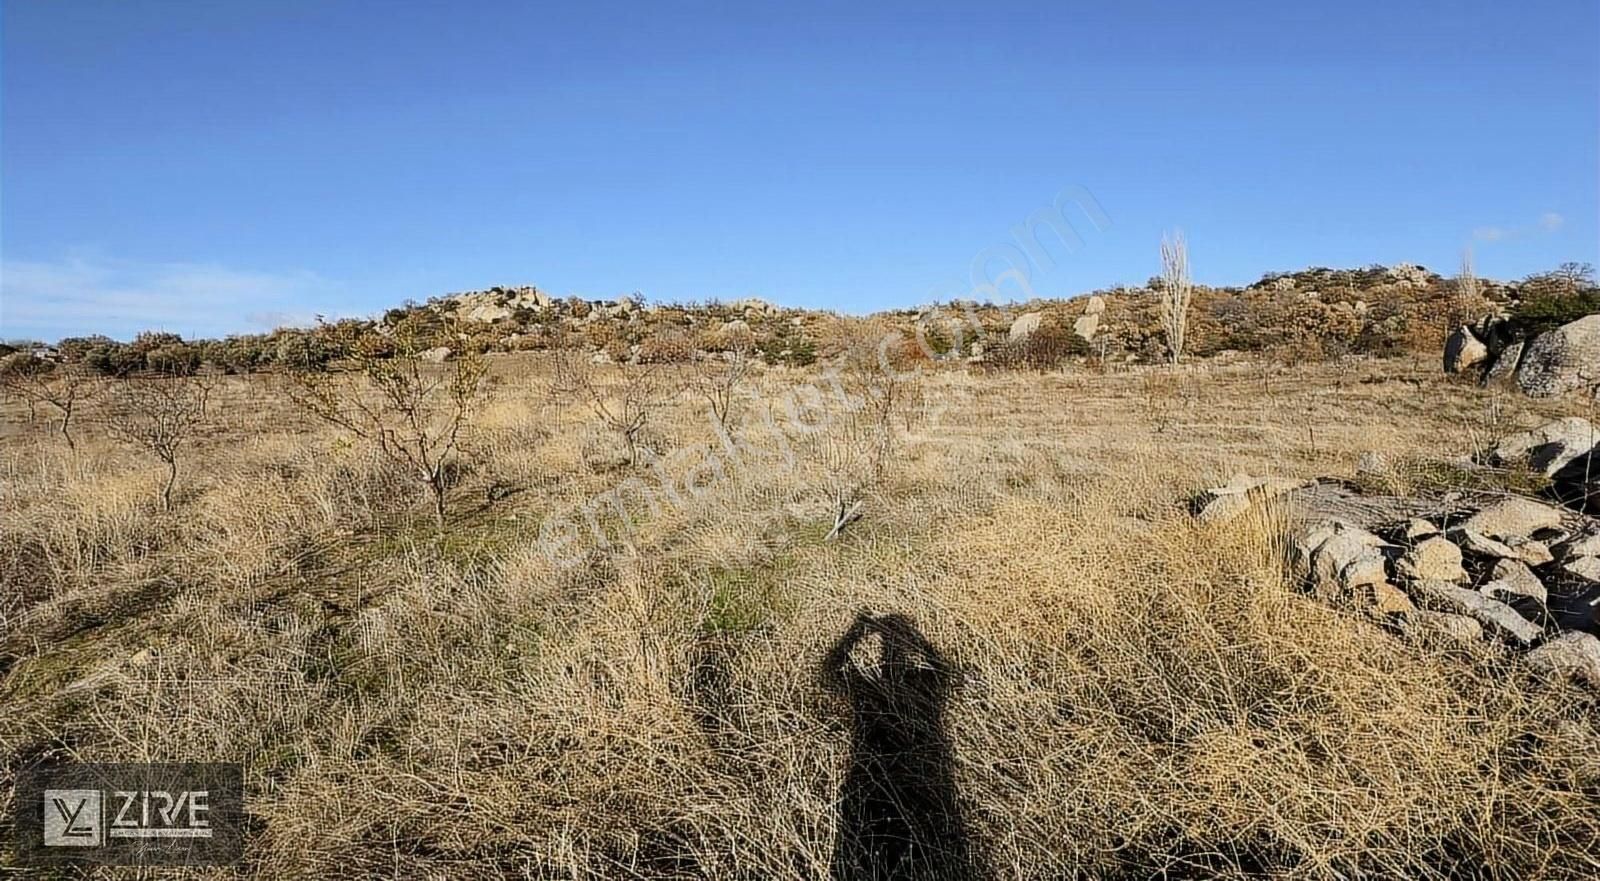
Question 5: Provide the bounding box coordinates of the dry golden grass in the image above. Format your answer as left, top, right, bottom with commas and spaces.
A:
2, 356, 1598, 878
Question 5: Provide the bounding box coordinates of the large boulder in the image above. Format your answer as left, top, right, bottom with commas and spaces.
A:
1515, 315, 1600, 399
1444, 325, 1489, 374
1008, 312, 1044, 343
1083, 294, 1106, 316
1073, 313, 1100, 341
1491, 416, 1598, 476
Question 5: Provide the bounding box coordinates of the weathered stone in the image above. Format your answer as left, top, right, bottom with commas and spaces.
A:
1072, 312, 1100, 341
419, 346, 451, 363
1402, 611, 1484, 646
1505, 536, 1554, 567
1563, 556, 1600, 582
1515, 315, 1600, 398
1526, 632, 1600, 689
1356, 451, 1390, 476
1403, 519, 1440, 540
1459, 498, 1564, 541
1557, 527, 1600, 559
1396, 536, 1466, 583
1083, 294, 1106, 316
1410, 579, 1543, 644
1481, 559, 1547, 605
1362, 581, 1416, 616
1481, 339, 1525, 387
1453, 529, 1519, 560
1444, 325, 1488, 374
1194, 474, 1308, 524
1491, 417, 1598, 476
1008, 312, 1043, 343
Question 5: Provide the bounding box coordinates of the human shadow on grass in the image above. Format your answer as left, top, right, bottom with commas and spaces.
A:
822, 612, 978, 881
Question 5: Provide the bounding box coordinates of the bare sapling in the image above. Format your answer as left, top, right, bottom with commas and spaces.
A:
808, 327, 914, 540
0, 352, 100, 449
288, 318, 488, 525
683, 327, 754, 432
103, 373, 209, 511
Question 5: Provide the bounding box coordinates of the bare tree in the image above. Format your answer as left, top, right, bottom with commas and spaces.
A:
683, 330, 754, 431
0, 353, 99, 449
581, 361, 677, 465
288, 319, 488, 525
104, 375, 208, 511
1158, 232, 1194, 365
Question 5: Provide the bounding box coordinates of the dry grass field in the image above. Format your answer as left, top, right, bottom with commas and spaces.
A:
3, 354, 1599, 878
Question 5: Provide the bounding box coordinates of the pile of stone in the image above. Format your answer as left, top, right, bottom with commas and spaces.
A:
1288, 493, 1600, 691
1446, 313, 1600, 400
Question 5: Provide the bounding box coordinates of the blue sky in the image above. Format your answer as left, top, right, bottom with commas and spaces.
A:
2, 0, 1596, 341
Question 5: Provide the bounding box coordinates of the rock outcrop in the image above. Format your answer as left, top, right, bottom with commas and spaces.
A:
1444, 325, 1489, 374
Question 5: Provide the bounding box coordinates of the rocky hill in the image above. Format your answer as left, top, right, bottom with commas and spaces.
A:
10, 262, 1599, 378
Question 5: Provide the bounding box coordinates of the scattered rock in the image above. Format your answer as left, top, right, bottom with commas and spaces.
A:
1515, 315, 1600, 399
1402, 611, 1484, 646
1444, 325, 1489, 374
1396, 536, 1466, 583
1458, 498, 1563, 542
1525, 631, 1600, 689
1312, 528, 1389, 592
1410, 579, 1543, 645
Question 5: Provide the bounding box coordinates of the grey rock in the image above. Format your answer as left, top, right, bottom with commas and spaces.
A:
1515, 315, 1600, 398
1008, 312, 1044, 343
1557, 527, 1600, 559
1410, 579, 1543, 645
1481, 559, 1547, 605
1453, 529, 1519, 560
1490, 416, 1598, 476
1564, 556, 1600, 582
1525, 632, 1600, 690
1402, 611, 1484, 646
1459, 498, 1564, 542
1481, 339, 1525, 387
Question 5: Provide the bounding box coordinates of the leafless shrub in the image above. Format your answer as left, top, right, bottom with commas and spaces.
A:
103, 374, 209, 511
804, 326, 916, 540
1158, 231, 1194, 365
287, 318, 488, 524
0, 353, 99, 449
683, 331, 754, 431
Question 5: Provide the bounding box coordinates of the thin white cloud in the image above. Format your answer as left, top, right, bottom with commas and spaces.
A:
1471, 211, 1566, 245
0, 256, 350, 341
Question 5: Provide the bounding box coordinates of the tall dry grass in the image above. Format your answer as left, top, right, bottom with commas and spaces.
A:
1, 356, 1597, 878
